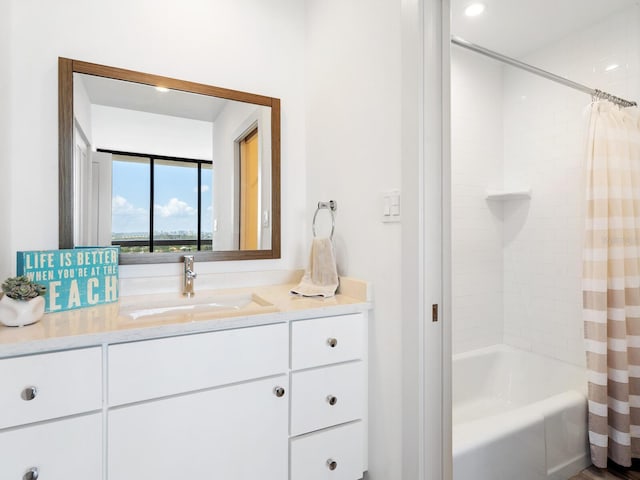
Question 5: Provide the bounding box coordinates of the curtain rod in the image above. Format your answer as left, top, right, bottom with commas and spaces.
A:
451, 36, 637, 108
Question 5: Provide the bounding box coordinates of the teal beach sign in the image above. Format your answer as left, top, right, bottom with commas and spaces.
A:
16, 247, 119, 313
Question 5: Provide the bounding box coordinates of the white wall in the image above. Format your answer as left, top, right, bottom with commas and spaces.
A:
502, 5, 640, 366
304, 1, 402, 479
0, 0, 11, 281
451, 48, 504, 354
1, 0, 306, 281
91, 105, 213, 160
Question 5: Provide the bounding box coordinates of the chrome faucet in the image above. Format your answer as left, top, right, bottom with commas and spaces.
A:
183, 255, 197, 297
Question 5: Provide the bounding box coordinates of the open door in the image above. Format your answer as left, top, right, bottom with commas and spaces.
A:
239, 127, 259, 250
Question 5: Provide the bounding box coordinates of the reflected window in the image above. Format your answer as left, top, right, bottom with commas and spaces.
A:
112, 155, 150, 252
200, 164, 213, 251
107, 150, 213, 253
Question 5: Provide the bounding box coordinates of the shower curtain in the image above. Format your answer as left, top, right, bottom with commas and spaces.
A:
584, 100, 640, 468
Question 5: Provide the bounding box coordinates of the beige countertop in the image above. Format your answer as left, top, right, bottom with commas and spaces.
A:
0, 277, 371, 358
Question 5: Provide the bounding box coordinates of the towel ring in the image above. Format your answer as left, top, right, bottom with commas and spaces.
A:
312, 200, 337, 240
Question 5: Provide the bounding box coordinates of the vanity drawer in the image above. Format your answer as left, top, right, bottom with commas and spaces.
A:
0, 347, 102, 429
0, 413, 102, 480
290, 421, 364, 480
290, 361, 364, 436
108, 322, 288, 406
291, 313, 364, 369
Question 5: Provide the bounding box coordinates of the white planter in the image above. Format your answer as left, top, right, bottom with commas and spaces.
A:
0, 295, 45, 327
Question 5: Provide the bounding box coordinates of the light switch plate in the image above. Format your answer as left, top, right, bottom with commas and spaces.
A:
382, 190, 401, 223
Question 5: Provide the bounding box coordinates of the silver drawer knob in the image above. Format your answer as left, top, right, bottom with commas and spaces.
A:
327, 459, 338, 471
23, 467, 39, 480
327, 337, 338, 348
273, 386, 285, 398
326, 395, 338, 406
21, 386, 38, 401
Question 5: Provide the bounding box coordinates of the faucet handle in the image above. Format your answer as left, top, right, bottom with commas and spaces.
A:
184, 255, 196, 275
183, 255, 197, 297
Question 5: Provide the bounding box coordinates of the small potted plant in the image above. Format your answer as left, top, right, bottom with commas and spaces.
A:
0, 276, 47, 327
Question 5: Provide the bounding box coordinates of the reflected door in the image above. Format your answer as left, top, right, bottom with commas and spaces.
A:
239, 128, 259, 250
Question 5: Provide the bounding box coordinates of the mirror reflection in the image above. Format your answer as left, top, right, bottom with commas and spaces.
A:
59, 58, 281, 264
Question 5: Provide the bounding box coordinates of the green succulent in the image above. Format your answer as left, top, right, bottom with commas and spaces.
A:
1, 276, 46, 301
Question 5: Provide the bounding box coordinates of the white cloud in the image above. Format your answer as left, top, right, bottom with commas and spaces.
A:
111, 195, 148, 233
200, 185, 210, 193
154, 198, 196, 218
112, 195, 146, 216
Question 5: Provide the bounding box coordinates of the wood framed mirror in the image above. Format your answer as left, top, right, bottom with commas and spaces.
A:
59, 58, 280, 265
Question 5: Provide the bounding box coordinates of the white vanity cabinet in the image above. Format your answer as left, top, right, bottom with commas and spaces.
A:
107, 323, 289, 480
0, 306, 369, 480
0, 348, 103, 480
289, 313, 367, 480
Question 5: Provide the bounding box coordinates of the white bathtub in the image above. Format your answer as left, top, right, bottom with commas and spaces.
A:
453, 345, 590, 480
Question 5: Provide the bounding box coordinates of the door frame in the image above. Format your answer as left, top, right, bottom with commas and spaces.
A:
401, 0, 451, 478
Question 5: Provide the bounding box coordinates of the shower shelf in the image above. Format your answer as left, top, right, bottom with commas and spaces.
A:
485, 188, 532, 200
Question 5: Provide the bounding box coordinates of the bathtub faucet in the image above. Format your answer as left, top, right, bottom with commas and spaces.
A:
183, 255, 197, 297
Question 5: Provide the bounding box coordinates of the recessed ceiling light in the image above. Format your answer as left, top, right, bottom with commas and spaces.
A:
605, 64, 619, 72
155, 86, 170, 92
465, 3, 486, 17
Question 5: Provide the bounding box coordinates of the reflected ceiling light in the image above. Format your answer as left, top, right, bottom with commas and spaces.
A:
465, 3, 486, 17
155, 86, 170, 92
605, 64, 619, 72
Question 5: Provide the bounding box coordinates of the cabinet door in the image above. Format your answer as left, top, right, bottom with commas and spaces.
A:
0, 347, 102, 429
291, 361, 364, 436
109, 323, 288, 406
291, 313, 365, 369
108, 375, 288, 480
291, 421, 364, 480
0, 413, 102, 480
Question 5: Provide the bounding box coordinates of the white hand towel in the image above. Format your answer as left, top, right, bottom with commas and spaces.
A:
291, 237, 339, 297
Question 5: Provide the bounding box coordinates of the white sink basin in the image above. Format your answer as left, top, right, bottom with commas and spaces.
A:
118, 292, 276, 322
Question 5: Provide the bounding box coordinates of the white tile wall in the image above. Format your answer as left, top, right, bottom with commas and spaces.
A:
452, 5, 640, 364
451, 48, 505, 354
